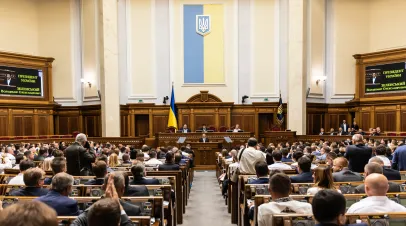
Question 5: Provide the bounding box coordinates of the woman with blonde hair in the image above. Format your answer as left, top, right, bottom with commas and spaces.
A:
108, 153, 120, 167
307, 166, 339, 195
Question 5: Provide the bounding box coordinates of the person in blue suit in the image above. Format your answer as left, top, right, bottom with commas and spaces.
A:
312, 189, 368, 226
248, 161, 269, 184
9, 167, 49, 196
35, 172, 81, 216
290, 156, 313, 183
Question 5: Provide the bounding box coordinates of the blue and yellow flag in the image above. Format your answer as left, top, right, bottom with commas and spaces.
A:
167, 85, 178, 129
277, 93, 284, 125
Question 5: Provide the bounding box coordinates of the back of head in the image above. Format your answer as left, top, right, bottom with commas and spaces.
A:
369, 156, 384, 166
23, 168, 45, 187
52, 172, 73, 193
93, 161, 107, 178
298, 156, 311, 172
39, 147, 47, 156
312, 190, 346, 224
15, 154, 24, 165
149, 150, 157, 159
334, 157, 348, 168
292, 151, 304, 161
255, 161, 268, 177
103, 172, 125, 194
75, 133, 87, 145
272, 150, 282, 161
109, 153, 119, 167
365, 162, 383, 175
165, 152, 174, 163
365, 173, 389, 196
97, 154, 108, 164
122, 153, 130, 162
141, 145, 150, 153
269, 173, 291, 197
375, 145, 386, 155
247, 137, 258, 147
281, 148, 289, 157
352, 134, 363, 143
0, 201, 58, 226
314, 166, 334, 189
19, 160, 35, 172
131, 163, 145, 177
51, 157, 66, 174
88, 198, 121, 226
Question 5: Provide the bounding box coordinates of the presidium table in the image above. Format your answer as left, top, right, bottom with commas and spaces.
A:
155, 132, 253, 170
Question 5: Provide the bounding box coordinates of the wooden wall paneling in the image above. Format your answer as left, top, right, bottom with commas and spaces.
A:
38, 115, 49, 135
219, 114, 227, 128
13, 116, 23, 136
182, 115, 190, 128
328, 114, 338, 131
338, 114, 347, 127
194, 114, 215, 130
69, 117, 79, 134
258, 113, 273, 135
361, 112, 370, 131
401, 111, 406, 132
134, 115, 149, 136
153, 115, 168, 135
313, 114, 323, 135
307, 114, 313, 135
242, 115, 255, 133
231, 115, 243, 129
0, 115, 8, 136
84, 116, 96, 137
386, 111, 396, 132
375, 112, 386, 131
120, 115, 128, 137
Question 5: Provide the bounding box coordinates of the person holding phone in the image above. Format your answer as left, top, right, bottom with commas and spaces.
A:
65, 133, 96, 176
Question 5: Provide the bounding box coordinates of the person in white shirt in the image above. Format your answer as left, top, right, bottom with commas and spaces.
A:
258, 173, 312, 226
0, 155, 12, 174
145, 151, 163, 165
239, 138, 266, 174
5, 146, 16, 165
347, 173, 406, 213
369, 144, 391, 167
233, 124, 241, 132
268, 150, 292, 171
8, 160, 35, 185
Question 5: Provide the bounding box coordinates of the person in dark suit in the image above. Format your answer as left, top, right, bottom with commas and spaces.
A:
354, 163, 400, 194
345, 134, 372, 173
84, 160, 107, 185
358, 129, 365, 135
248, 161, 269, 184
337, 128, 347, 136
34, 147, 48, 161
174, 153, 187, 165
312, 190, 368, 226
158, 152, 180, 171
329, 128, 336, 135
44, 157, 66, 185
369, 157, 401, 180
72, 173, 141, 226
370, 72, 381, 84
200, 124, 208, 132
332, 157, 363, 182
340, 120, 349, 133
130, 163, 160, 185
35, 172, 81, 216
319, 128, 325, 135
352, 121, 359, 131
199, 133, 209, 143
65, 133, 96, 176
281, 148, 293, 162
290, 156, 313, 183
181, 124, 191, 133
10, 168, 49, 196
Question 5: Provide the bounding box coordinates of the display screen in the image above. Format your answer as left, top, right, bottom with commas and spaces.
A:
365, 62, 406, 94
0, 65, 43, 97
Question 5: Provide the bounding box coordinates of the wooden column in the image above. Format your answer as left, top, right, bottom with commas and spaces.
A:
397, 105, 401, 132
148, 109, 153, 138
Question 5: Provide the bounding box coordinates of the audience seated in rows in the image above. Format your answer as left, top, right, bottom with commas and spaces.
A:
268, 150, 292, 171
290, 156, 313, 183
10, 167, 49, 196
158, 152, 180, 171
145, 150, 162, 165
332, 157, 363, 182
369, 156, 401, 180
44, 157, 66, 185
84, 160, 107, 185
281, 148, 292, 163
248, 161, 269, 184
354, 163, 400, 194
130, 163, 160, 185
8, 160, 35, 185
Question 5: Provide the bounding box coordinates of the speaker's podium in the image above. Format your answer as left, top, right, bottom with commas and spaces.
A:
186, 142, 221, 170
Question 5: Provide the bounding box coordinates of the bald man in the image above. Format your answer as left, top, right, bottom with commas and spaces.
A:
332, 157, 363, 182
369, 156, 401, 180
354, 163, 400, 194
347, 173, 406, 213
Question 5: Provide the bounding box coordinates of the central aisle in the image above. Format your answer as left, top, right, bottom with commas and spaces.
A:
182, 171, 234, 226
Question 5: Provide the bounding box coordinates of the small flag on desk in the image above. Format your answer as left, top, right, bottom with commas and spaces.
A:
167, 84, 178, 130
277, 93, 284, 125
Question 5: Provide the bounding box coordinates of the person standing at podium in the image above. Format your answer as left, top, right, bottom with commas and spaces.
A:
233, 124, 241, 132
199, 134, 209, 143
181, 124, 191, 133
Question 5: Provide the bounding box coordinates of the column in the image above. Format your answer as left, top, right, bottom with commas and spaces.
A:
99, 0, 120, 136
287, 0, 307, 135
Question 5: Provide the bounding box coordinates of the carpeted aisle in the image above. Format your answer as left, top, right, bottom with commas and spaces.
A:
182, 171, 234, 226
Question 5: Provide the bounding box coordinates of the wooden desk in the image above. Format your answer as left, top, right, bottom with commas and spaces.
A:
155, 132, 253, 147
187, 142, 221, 169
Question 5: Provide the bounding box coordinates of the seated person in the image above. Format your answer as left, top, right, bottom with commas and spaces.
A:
181, 124, 191, 133
199, 133, 209, 143
248, 161, 269, 184
329, 128, 336, 135
121, 154, 132, 165
233, 124, 241, 132
124, 172, 150, 197
268, 150, 292, 170
348, 173, 406, 213
369, 145, 391, 167
316, 147, 330, 161
97, 155, 114, 173
8, 160, 34, 185
158, 152, 180, 171
44, 157, 66, 185
85, 160, 107, 185
73, 173, 142, 226
290, 156, 313, 183
319, 128, 325, 135
130, 163, 159, 185
337, 127, 347, 136
332, 157, 363, 182
369, 156, 401, 180
10, 168, 49, 196
312, 190, 367, 226
12, 153, 24, 169
34, 147, 48, 161
35, 172, 81, 216
174, 153, 186, 165
200, 124, 208, 132
355, 163, 400, 193
257, 173, 312, 226
0, 200, 58, 226
307, 166, 339, 195
144, 151, 163, 165
326, 151, 337, 167
87, 198, 133, 226
281, 148, 292, 162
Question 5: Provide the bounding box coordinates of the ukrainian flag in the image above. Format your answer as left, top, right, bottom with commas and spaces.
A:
167, 85, 178, 129
183, 4, 224, 84
277, 93, 284, 125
